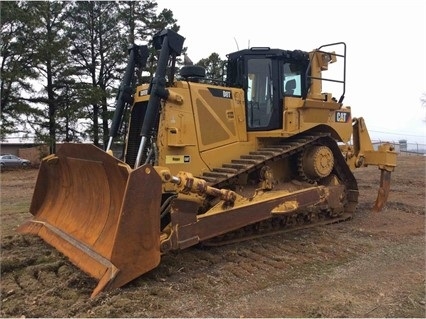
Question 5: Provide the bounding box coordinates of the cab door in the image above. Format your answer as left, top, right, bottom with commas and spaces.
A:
245, 58, 281, 131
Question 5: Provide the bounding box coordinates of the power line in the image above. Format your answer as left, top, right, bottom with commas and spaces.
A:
369, 130, 425, 138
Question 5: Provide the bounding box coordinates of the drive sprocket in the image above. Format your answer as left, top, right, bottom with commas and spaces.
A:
298, 145, 334, 183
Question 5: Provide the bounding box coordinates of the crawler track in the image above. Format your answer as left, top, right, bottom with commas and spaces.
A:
199, 132, 359, 246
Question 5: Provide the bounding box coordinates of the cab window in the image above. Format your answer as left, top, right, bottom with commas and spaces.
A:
283, 62, 302, 96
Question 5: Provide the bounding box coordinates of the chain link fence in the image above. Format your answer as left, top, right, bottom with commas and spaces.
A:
372, 139, 426, 156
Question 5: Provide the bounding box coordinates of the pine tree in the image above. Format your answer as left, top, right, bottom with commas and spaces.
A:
66, 1, 126, 147
22, 1, 72, 153
197, 53, 226, 81
0, 1, 39, 141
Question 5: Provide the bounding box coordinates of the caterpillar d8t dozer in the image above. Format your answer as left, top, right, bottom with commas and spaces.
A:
18, 29, 397, 297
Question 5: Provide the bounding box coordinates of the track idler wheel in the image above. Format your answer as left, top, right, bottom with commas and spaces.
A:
298, 145, 334, 183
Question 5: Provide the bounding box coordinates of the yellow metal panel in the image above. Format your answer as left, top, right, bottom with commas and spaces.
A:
301, 108, 330, 123
190, 83, 243, 152
284, 110, 299, 132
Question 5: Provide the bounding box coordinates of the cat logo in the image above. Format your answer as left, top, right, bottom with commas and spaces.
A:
335, 111, 350, 123
138, 89, 148, 96
165, 155, 191, 164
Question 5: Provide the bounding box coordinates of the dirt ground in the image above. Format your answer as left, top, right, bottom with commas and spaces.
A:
1, 154, 425, 318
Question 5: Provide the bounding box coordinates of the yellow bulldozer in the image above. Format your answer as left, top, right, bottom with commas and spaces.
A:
18, 29, 397, 298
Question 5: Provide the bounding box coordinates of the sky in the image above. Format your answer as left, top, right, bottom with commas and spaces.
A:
157, 0, 426, 145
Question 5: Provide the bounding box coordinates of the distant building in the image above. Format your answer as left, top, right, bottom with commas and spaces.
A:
399, 139, 407, 152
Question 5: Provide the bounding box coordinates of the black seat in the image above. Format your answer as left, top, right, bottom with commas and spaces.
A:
285, 79, 296, 95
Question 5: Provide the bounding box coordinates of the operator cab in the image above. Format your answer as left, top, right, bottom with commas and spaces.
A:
226, 48, 310, 131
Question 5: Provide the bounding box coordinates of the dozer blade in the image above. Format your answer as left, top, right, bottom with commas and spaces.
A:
17, 143, 162, 297
372, 169, 392, 212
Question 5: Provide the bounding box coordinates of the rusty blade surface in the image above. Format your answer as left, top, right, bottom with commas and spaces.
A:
17, 143, 162, 297
372, 169, 392, 212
